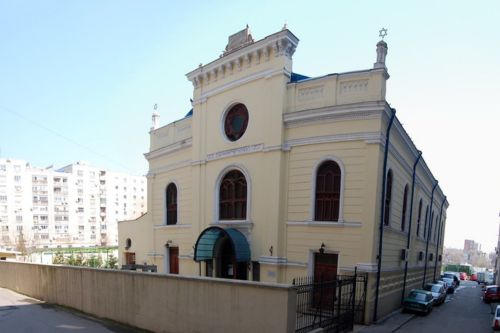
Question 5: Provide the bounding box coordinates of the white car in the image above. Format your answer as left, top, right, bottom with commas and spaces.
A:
493, 305, 500, 330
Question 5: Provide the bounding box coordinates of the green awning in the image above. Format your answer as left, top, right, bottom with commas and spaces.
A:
194, 226, 250, 263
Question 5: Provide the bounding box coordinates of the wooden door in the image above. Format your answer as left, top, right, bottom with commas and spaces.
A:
313, 253, 338, 307
169, 247, 179, 274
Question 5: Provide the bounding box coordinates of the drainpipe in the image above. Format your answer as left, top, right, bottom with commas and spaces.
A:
401, 150, 422, 304
433, 196, 447, 280
423, 181, 438, 287
373, 108, 396, 323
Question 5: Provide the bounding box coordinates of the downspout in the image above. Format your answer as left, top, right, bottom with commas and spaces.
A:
401, 150, 422, 304
433, 196, 447, 280
373, 108, 396, 322
423, 181, 438, 287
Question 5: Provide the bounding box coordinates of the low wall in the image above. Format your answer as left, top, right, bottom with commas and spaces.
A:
0, 262, 296, 333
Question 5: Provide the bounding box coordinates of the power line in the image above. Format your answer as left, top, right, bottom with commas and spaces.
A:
0, 104, 139, 174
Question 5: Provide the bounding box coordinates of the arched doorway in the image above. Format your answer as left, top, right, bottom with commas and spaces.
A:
194, 226, 250, 280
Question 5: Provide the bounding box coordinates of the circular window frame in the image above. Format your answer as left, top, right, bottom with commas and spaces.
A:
222, 103, 249, 142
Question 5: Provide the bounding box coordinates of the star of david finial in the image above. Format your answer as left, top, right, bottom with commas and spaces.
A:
379, 28, 388, 40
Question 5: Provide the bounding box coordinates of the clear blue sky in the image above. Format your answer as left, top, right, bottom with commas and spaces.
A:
1, 1, 499, 252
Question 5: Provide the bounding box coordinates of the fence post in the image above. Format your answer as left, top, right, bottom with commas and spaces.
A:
336, 279, 342, 333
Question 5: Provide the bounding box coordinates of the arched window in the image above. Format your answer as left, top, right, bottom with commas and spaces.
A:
219, 170, 247, 220
166, 183, 177, 225
429, 211, 434, 241
416, 199, 423, 237
401, 185, 409, 231
314, 160, 341, 221
383, 170, 393, 226
423, 205, 429, 239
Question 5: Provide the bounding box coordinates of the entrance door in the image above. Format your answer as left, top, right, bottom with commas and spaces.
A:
169, 247, 179, 274
313, 253, 338, 307
215, 235, 247, 280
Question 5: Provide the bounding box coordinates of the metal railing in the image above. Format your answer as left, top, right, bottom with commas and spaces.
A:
293, 269, 366, 333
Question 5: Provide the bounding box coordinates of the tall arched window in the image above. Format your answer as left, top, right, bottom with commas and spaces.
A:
219, 170, 247, 220
429, 211, 434, 241
383, 170, 393, 226
314, 160, 341, 221
401, 185, 409, 231
166, 183, 177, 225
423, 206, 429, 239
416, 199, 423, 237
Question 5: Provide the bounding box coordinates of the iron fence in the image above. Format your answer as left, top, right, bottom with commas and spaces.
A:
293, 270, 366, 333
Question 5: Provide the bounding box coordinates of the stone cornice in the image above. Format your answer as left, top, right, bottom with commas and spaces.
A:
144, 139, 192, 161
283, 101, 386, 128
284, 132, 383, 149
186, 29, 299, 88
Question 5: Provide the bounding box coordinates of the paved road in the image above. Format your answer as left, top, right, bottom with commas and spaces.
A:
0, 287, 142, 333
397, 280, 492, 332
357, 280, 494, 333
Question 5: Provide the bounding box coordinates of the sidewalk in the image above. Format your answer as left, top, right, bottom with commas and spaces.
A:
352, 309, 414, 333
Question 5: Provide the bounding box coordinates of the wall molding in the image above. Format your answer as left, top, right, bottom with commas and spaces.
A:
145, 139, 192, 161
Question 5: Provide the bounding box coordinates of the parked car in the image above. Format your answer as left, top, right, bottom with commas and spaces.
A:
487, 272, 495, 285
423, 283, 446, 305
442, 277, 455, 293
442, 272, 460, 287
477, 271, 486, 284
493, 305, 500, 331
403, 289, 434, 315
459, 272, 468, 280
484, 285, 500, 303
470, 273, 477, 282
434, 279, 448, 290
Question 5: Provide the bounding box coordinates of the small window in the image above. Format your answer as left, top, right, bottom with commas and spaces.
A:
166, 183, 177, 225
383, 170, 393, 226
224, 104, 249, 141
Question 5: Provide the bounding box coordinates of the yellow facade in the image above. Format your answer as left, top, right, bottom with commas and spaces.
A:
118, 27, 448, 322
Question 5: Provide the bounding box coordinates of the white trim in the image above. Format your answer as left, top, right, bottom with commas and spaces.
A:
310, 156, 346, 223
258, 256, 288, 265
286, 221, 362, 228
154, 224, 192, 230
213, 164, 252, 224
210, 220, 253, 228
284, 132, 382, 149
207, 144, 264, 161
283, 101, 385, 128
144, 139, 192, 160
147, 159, 191, 177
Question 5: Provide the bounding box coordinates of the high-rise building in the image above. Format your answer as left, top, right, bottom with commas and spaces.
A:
464, 239, 479, 252
0, 159, 146, 249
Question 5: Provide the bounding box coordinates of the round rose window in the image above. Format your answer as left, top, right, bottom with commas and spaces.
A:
224, 103, 249, 141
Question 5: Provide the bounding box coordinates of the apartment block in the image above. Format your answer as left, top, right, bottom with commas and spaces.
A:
0, 159, 146, 249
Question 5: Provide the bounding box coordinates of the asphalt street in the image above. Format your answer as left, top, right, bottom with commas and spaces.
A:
358, 280, 494, 333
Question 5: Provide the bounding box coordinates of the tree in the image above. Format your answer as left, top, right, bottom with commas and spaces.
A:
52, 252, 65, 264
15, 231, 27, 255
86, 255, 102, 268
104, 254, 118, 269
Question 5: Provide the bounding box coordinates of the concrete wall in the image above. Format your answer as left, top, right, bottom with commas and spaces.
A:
0, 262, 296, 333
